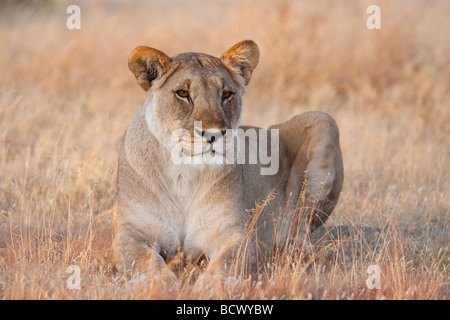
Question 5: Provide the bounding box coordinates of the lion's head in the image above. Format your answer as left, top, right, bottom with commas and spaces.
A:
128, 40, 259, 161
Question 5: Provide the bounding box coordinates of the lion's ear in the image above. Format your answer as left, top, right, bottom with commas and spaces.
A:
128, 46, 172, 91
220, 40, 259, 86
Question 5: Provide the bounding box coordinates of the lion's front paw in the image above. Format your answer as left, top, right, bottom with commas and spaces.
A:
126, 267, 179, 297
192, 271, 227, 299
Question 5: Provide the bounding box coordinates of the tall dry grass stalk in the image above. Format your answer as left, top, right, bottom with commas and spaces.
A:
0, 0, 448, 299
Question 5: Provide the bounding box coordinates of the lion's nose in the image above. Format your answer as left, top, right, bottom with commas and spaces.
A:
195, 128, 227, 143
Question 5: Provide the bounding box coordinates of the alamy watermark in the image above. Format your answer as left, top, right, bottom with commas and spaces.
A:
170, 122, 280, 176
65, 4, 381, 31
366, 5, 381, 30
66, 265, 81, 289
366, 264, 381, 290
66, 5, 81, 30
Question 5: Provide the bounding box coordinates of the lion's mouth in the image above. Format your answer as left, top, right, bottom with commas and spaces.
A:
179, 141, 225, 157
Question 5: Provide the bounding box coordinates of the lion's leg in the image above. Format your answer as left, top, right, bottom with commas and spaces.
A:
192, 231, 256, 296
186, 205, 256, 294
188, 222, 255, 276
113, 228, 178, 285
273, 111, 344, 244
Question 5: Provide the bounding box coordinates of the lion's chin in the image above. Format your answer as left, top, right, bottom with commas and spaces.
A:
182, 149, 227, 166
181, 143, 225, 157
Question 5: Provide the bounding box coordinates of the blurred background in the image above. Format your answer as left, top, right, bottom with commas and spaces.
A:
0, 0, 448, 299
1, 0, 448, 207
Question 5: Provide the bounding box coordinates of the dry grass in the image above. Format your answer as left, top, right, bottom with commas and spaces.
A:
0, 0, 448, 299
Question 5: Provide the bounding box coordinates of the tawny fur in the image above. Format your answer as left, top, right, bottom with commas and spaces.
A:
112, 40, 344, 283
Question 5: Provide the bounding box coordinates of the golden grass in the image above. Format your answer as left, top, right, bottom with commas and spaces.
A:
0, 0, 448, 299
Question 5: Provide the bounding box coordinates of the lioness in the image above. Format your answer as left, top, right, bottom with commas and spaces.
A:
113, 40, 343, 283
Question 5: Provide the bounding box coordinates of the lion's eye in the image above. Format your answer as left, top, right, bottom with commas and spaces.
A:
222, 91, 233, 100
176, 90, 190, 98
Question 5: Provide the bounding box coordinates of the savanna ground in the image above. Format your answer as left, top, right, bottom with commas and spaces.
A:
0, 0, 448, 299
